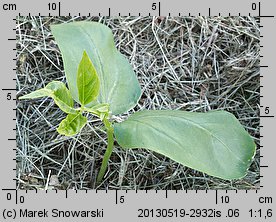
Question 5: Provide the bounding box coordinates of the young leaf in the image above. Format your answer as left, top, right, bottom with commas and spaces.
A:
19, 88, 52, 99
77, 51, 100, 105
19, 81, 76, 114
114, 110, 256, 180
84, 103, 109, 121
51, 21, 141, 115
57, 112, 87, 136
83, 103, 109, 115
46, 81, 76, 114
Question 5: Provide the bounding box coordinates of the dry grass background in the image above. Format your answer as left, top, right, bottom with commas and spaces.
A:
16, 16, 260, 190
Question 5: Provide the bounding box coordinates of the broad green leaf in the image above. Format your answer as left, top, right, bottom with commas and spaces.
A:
77, 51, 100, 105
114, 110, 256, 180
57, 112, 87, 136
51, 21, 141, 115
19, 81, 76, 114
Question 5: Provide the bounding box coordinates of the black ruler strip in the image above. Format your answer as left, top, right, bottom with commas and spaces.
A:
58, 2, 61, 16
15, 189, 18, 204
158, 2, 161, 16
115, 190, 118, 204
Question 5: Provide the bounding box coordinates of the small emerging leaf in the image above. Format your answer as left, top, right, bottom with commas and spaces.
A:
19, 88, 52, 99
83, 103, 109, 120
84, 103, 109, 117
77, 51, 100, 105
19, 81, 76, 114
114, 110, 256, 180
57, 112, 87, 136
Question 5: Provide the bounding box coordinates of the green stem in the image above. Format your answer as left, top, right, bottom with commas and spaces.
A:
96, 117, 114, 184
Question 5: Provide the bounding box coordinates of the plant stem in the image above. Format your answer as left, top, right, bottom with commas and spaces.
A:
96, 117, 114, 184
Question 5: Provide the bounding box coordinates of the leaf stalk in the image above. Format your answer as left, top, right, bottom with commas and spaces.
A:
96, 117, 114, 184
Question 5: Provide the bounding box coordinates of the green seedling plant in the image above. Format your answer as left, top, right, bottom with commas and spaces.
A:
20, 21, 256, 184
